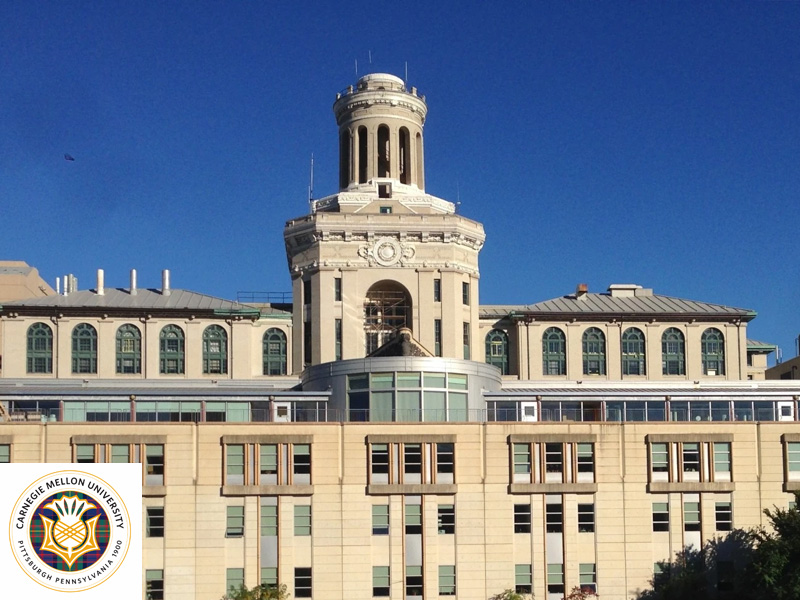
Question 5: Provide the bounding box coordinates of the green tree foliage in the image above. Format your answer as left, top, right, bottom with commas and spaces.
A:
221, 583, 290, 600
488, 589, 529, 600
634, 495, 799, 600
747, 500, 800, 600
563, 585, 599, 599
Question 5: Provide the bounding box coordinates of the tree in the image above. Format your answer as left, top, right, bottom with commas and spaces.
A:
746, 498, 800, 600
488, 589, 530, 600
634, 495, 800, 600
221, 583, 290, 600
562, 586, 598, 600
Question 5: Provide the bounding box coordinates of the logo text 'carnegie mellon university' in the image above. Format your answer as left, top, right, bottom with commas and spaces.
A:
8, 470, 131, 592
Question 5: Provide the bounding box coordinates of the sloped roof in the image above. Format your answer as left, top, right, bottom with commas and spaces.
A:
1, 288, 256, 313
480, 293, 755, 320
747, 339, 777, 351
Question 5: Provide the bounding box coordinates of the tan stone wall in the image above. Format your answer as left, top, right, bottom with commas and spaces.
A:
0, 314, 292, 379
480, 318, 749, 381
1, 419, 798, 600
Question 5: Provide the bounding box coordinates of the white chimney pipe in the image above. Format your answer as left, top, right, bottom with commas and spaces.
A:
162, 269, 171, 296
97, 269, 105, 295
56, 277, 61, 295
63, 274, 69, 296
130, 269, 137, 295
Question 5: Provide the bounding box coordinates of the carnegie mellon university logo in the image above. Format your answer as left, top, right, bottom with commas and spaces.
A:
8, 470, 131, 592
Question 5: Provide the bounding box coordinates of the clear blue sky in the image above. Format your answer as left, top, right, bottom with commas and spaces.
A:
1, 2, 798, 361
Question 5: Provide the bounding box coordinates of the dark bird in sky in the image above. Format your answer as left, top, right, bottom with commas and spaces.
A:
64, 154, 75, 161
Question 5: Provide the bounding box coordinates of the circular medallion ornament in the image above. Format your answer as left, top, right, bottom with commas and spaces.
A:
360, 237, 415, 267
9, 470, 131, 592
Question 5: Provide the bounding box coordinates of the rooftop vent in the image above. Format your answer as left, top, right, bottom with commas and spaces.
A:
575, 283, 588, 297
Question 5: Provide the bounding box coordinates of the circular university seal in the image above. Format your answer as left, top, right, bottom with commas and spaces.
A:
8, 469, 131, 592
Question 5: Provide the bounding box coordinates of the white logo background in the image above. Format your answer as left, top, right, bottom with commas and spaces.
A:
2, 463, 142, 598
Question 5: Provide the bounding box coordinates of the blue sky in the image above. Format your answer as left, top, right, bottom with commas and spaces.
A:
1, 2, 798, 361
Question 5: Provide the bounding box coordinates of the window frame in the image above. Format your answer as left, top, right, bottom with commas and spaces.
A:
621, 327, 646, 375
294, 567, 312, 598
542, 327, 566, 376
115, 323, 142, 374
27, 322, 53, 374
202, 324, 228, 375
437, 504, 455, 535
146, 506, 165, 538
514, 503, 531, 534
159, 324, 185, 374
226, 505, 245, 537
263, 328, 288, 375
485, 329, 510, 375
71, 323, 98, 374
661, 328, 686, 376
578, 502, 595, 533
582, 327, 606, 375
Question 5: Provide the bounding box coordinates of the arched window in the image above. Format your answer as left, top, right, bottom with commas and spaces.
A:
621, 327, 646, 376
27, 322, 53, 374
415, 132, 423, 189
116, 324, 141, 374
377, 125, 390, 177
358, 126, 368, 183
339, 130, 351, 189
701, 328, 725, 375
160, 325, 185, 374
263, 328, 287, 375
364, 281, 411, 354
662, 328, 685, 375
485, 329, 509, 374
399, 127, 411, 184
582, 327, 606, 375
542, 327, 566, 375
72, 323, 97, 374
202, 325, 228, 375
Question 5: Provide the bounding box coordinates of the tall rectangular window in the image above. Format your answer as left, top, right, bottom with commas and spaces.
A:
261, 567, 278, 587
462, 281, 470, 305
294, 505, 312, 536
146, 569, 164, 600
652, 502, 670, 532
434, 278, 441, 302
545, 443, 564, 476
546, 502, 563, 533
226, 568, 244, 594
225, 444, 244, 485
578, 503, 595, 533
405, 504, 422, 535
579, 563, 597, 593
405, 566, 423, 596
715, 502, 732, 531
437, 504, 455, 534
372, 504, 389, 535
651, 443, 669, 473
146, 506, 164, 538
434, 319, 442, 356
373, 566, 390, 597
334, 277, 342, 301
146, 445, 165, 486
684, 501, 701, 531
261, 504, 278, 537
76, 444, 95, 463
682, 443, 700, 474
577, 443, 594, 475
294, 567, 312, 598
463, 322, 470, 360
404, 444, 422, 481
436, 443, 455, 481
513, 443, 531, 480
788, 442, 800, 476
293, 444, 311, 483
226, 506, 245, 537
439, 565, 456, 596
547, 564, 565, 594
335, 319, 342, 361
515, 564, 532, 594
0, 444, 9, 463
714, 442, 731, 477
514, 504, 531, 533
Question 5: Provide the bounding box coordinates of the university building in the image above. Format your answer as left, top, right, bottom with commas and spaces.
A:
1, 73, 798, 600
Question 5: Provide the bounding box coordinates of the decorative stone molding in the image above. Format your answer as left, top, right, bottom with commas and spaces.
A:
358, 237, 415, 267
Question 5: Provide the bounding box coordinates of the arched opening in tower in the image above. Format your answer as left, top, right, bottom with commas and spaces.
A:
363, 280, 412, 354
